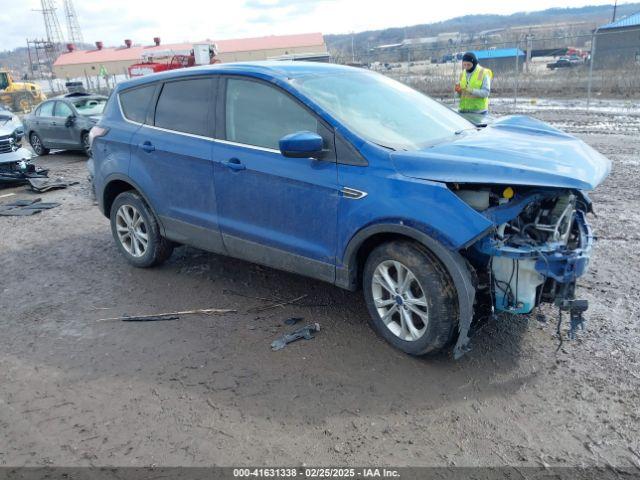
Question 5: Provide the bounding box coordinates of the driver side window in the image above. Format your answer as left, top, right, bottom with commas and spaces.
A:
225, 78, 318, 150
54, 102, 73, 118
37, 102, 54, 117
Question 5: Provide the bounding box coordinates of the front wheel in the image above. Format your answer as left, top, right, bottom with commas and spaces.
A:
110, 191, 174, 268
363, 241, 458, 355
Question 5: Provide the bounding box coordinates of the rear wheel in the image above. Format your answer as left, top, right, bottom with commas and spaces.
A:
110, 191, 173, 268
29, 132, 49, 156
363, 241, 458, 355
13, 93, 31, 112
81, 132, 91, 156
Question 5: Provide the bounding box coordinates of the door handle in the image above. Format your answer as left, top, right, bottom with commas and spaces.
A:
140, 141, 155, 153
223, 157, 246, 171
51, 121, 57, 126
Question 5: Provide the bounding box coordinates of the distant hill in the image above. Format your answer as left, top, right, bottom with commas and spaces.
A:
326, 3, 640, 59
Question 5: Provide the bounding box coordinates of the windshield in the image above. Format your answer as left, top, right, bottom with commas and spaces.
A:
291, 71, 473, 150
72, 98, 107, 116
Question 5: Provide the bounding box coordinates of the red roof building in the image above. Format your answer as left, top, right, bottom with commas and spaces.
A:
53, 33, 327, 78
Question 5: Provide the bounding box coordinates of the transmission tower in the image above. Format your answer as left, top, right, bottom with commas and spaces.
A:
37, 0, 65, 53
63, 0, 84, 46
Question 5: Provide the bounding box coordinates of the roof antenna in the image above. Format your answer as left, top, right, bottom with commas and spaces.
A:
612, 0, 618, 22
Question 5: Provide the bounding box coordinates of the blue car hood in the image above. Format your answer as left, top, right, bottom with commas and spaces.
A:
391, 115, 611, 190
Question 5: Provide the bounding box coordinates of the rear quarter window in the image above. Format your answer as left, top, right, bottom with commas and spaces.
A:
119, 84, 155, 123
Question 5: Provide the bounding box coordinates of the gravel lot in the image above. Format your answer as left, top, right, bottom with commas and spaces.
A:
1, 106, 638, 468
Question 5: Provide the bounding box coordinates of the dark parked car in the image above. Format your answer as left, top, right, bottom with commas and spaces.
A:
89, 62, 610, 358
547, 56, 583, 70
23, 93, 107, 156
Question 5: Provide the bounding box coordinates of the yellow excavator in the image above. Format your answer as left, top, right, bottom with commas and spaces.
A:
0, 69, 47, 112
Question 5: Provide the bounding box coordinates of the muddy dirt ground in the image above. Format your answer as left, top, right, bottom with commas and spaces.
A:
1, 107, 639, 468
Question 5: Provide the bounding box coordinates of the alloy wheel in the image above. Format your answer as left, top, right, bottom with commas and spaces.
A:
115, 204, 148, 258
83, 134, 91, 156
371, 260, 429, 341
31, 134, 42, 155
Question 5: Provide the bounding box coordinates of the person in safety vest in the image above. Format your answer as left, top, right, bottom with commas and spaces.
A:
455, 52, 492, 114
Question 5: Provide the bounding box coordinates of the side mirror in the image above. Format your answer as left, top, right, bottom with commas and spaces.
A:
65, 114, 76, 127
279, 131, 324, 159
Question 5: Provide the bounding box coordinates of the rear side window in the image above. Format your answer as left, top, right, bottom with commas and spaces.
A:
225, 78, 318, 150
154, 78, 211, 136
37, 102, 54, 117
119, 84, 155, 123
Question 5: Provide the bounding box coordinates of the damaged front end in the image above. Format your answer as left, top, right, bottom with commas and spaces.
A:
0, 135, 48, 186
455, 184, 595, 347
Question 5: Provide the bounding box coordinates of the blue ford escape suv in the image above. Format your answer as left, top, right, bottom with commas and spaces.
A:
89, 62, 610, 358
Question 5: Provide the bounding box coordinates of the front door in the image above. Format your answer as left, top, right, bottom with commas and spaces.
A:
128, 76, 224, 253
52, 101, 77, 147
213, 77, 339, 282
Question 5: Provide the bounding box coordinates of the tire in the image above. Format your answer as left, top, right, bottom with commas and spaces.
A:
363, 241, 458, 355
29, 132, 49, 156
13, 93, 31, 112
81, 131, 91, 157
110, 191, 173, 268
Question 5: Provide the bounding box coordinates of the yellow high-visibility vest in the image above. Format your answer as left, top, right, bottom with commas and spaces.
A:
459, 66, 492, 112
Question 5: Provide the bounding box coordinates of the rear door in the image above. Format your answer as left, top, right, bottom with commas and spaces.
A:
129, 76, 223, 252
212, 76, 339, 282
33, 101, 55, 144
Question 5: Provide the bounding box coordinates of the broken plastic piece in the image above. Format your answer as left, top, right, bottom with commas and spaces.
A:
0, 198, 60, 216
271, 323, 320, 351
284, 316, 303, 326
564, 299, 588, 339
27, 177, 79, 192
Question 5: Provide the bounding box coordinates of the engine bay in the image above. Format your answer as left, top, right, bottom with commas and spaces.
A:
451, 183, 593, 338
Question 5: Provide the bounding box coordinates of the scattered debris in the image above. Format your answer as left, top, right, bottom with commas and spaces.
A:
250, 294, 308, 313
0, 158, 48, 187
284, 316, 303, 326
27, 177, 79, 193
271, 323, 320, 351
0, 198, 60, 216
96, 307, 236, 322
0, 192, 15, 198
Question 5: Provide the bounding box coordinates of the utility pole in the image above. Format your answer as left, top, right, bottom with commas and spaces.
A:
63, 0, 84, 46
514, 38, 520, 107
587, 28, 599, 111
525, 33, 533, 74
351, 32, 355, 63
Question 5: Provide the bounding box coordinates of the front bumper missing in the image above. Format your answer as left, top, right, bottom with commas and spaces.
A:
474, 210, 593, 314
0, 148, 48, 185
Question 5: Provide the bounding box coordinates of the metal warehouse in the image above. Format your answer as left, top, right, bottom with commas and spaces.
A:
593, 11, 640, 70
53, 32, 328, 79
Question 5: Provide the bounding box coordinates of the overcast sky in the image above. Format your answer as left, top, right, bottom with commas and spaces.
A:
1, 0, 631, 50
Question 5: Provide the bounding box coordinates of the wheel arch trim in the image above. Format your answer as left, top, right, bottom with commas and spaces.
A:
338, 223, 476, 358
101, 173, 166, 236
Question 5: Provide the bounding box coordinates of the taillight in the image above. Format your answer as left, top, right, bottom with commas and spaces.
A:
88, 125, 109, 148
